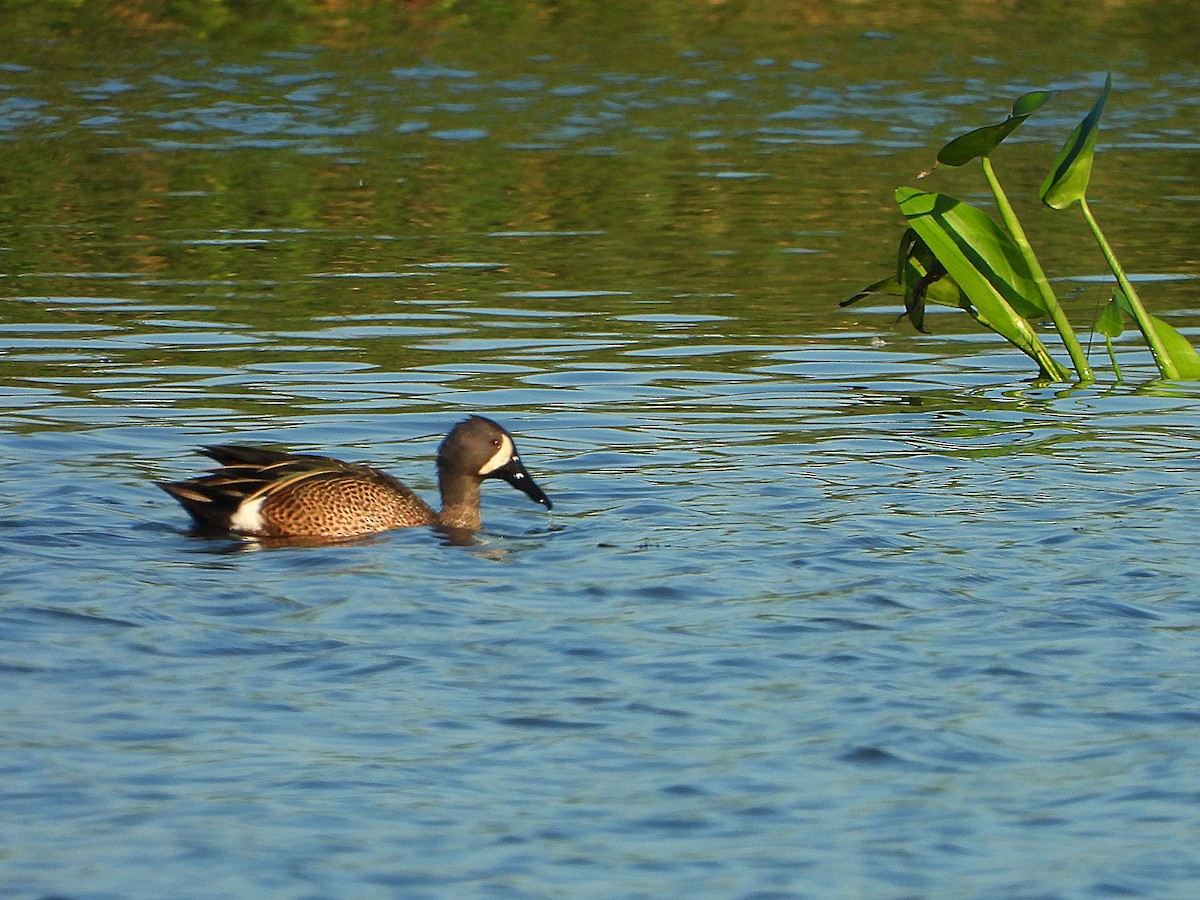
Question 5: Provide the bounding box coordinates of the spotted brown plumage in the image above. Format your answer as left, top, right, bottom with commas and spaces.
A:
159, 416, 552, 539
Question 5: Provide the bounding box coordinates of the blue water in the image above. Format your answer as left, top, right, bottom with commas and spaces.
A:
7, 359, 1200, 897
4, 14, 1200, 899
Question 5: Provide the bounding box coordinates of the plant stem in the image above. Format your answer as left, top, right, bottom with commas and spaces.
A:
981, 157, 1093, 383
1078, 197, 1179, 380
1105, 337, 1122, 381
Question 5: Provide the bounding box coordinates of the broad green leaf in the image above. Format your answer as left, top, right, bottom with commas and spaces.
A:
895, 187, 1068, 380
1146, 315, 1200, 379
1094, 297, 1124, 338
937, 119, 1026, 167
1111, 287, 1200, 378
1041, 75, 1111, 209
936, 90, 1057, 167
895, 187, 1048, 317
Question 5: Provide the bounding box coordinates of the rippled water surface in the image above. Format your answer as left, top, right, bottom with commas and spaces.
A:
4, 4, 1200, 897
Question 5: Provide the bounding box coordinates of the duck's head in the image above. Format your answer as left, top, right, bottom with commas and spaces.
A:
438, 415, 552, 510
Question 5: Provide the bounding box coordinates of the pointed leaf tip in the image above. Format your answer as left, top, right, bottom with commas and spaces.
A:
1041, 74, 1112, 209
1011, 90, 1057, 118
1095, 297, 1124, 338
935, 89, 1055, 168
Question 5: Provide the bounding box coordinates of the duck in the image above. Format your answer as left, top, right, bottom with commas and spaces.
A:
159, 415, 552, 539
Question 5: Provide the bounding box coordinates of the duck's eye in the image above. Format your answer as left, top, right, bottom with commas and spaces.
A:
491, 438, 501, 447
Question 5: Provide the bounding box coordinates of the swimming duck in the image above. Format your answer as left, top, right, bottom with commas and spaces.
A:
159, 415, 552, 539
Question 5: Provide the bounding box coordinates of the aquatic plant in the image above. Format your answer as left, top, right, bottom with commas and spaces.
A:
845, 76, 1200, 382
1039, 75, 1200, 380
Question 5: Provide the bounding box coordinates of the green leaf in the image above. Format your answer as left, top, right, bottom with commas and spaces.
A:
895, 227, 920, 282
895, 187, 1069, 380
841, 275, 904, 307
1041, 75, 1112, 209
1110, 285, 1135, 318
1145, 314, 1200, 379
895, 228, 948, 333
936, 90, 1057, 167
1094, 297, 1124, 338
840, 266, 967, 335
895, 187, 1048, 317
937, 120, 1024, 168
1111, 286, 1200, 378
920, 271, 969, 309
1010, 90, 1057, 118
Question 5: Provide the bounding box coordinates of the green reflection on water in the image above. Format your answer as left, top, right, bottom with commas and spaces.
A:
0, 0, 1198, 411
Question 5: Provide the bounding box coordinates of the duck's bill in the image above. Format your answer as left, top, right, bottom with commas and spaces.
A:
490, 456, 553, 510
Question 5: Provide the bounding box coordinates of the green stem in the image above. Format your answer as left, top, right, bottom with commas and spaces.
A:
1105, 337, 1122, 382
981, 157, 1093, 383
997, 314, 1073, 382
1079, 197, 1179, 380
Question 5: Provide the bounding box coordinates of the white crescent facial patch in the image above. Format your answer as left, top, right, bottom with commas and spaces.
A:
478, 433, 516, 476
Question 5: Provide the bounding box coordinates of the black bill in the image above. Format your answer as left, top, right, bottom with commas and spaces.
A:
488, 454, 552, 510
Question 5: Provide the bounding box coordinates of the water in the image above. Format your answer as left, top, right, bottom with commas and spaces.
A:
3, 5, 1200, 897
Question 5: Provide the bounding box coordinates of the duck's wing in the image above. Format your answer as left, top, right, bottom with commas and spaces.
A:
160, 446, 434, 537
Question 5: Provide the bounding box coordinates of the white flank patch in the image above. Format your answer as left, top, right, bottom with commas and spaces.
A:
478, 434, 515, 475
229, 496, 267, 534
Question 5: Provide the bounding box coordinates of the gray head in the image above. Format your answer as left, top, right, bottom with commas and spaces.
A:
437, 415, 552, 510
